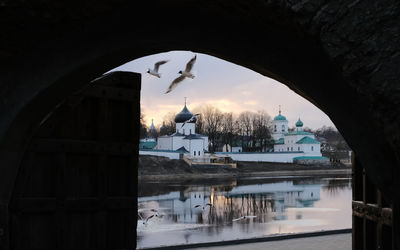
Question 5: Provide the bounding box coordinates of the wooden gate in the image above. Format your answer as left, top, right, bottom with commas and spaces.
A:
9, 71, 140, 250
352, 156, 394, 250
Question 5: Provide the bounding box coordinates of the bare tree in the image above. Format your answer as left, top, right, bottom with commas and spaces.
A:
192, 107, 205, 134
202, 105, 223, 152
251, 110, 273, 152
140, 109, 148, 139
221, 112, 235, 151
161, 112, 177, 135
237, 111, 254, 151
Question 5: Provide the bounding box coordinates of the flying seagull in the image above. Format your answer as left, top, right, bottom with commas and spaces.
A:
147, 60, 169, 78
232, 215, 257, 222
194, 203, 212, 210
181, 113, 200, 128
165, 55, 197, 93
142, 214, 156, 225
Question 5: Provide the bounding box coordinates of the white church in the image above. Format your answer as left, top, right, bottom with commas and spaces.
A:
272, 108, 321, 156
155, 103, 209, 157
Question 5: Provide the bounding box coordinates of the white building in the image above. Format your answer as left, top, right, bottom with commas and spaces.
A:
155, 103, 208, 157
272, 109, 321, 156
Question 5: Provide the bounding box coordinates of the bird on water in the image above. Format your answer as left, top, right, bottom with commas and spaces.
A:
232, 215, 257, 222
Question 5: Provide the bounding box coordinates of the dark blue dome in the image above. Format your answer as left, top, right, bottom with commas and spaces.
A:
175, 105, 197, 123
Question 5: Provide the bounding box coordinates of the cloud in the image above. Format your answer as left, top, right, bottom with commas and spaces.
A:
111, 51, 335, 129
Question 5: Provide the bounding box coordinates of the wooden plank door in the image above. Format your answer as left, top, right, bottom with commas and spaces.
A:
352, 155, 394, 250
9, 71, 140, 250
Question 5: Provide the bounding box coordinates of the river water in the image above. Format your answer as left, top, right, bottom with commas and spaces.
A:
137, 175, 352, 249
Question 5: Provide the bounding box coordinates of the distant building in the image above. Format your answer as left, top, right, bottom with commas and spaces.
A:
222, 141, 243, 153
217, 107, 328, 164
139, 138, 157, 149
155, 103, 209, 157
272, 108, 321, 157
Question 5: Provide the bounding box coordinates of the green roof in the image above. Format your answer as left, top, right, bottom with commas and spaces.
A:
296, 136, 320, 144
295, 118, 303, 127
273, 114, 287, 121
274, 138, 284, 144
139, 141, 157, 149
293, 156, 328, 160
284, 131, 313, 136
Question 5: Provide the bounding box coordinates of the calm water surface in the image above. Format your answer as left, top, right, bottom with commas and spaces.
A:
137, 175, 351, 248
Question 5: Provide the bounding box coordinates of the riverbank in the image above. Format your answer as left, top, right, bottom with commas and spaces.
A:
138, 155, 351, 181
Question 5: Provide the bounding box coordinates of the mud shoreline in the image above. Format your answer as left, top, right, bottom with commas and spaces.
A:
138, 155, 351, 181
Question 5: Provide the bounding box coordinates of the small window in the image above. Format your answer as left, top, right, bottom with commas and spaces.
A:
311, 146, 314, 151
274, 125, 277, 132
298, 147, 300, 151
311, 192, 313, 197
194, 151, 196, 156
198, 151, 200, 156
291, 147, 293, 151
287, 147, 289, 151
190, 129, 192, 134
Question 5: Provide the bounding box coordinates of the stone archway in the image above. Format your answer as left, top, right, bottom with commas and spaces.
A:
1, 1, 399, 249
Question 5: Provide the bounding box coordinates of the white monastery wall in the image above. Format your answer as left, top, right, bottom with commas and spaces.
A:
156, 137, 172, 150
216, 152, 306, 163
139, 150, 181, 160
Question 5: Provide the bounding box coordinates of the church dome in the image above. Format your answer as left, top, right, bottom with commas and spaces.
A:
174, 105, 197, 123
160, 122, 167, 130
274, 113, 287, 121
296, 118, 303, 127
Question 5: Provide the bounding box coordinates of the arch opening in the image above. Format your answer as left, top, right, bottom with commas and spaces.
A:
1, 1, 399, 248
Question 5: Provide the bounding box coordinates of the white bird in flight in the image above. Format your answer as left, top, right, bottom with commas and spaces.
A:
194, 203, 212, 210
232, 215, 257, 222
147, 60, 169, 78
181, 113, 200, 128
165, 55, 197, 93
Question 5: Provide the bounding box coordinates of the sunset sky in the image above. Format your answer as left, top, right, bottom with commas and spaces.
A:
111, 51, 335, 130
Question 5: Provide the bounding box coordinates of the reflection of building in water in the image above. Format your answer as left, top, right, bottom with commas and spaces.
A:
138, 182, 321, 224
138, 187, 211, 223
226, 182, 321, 212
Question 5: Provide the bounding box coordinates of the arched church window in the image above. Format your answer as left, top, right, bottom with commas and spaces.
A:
194, 151, 196, 156
298, 147, 300, 151
282, 125, 285, 132
198, 151, 200, 156
311, 146, 314, 151
274, 125, 277, 132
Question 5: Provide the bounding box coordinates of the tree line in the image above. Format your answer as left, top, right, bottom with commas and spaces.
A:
141, 105, 274, 152
140, 106, 350, 153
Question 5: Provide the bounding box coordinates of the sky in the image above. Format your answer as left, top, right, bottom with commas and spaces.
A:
111, 51, 335, 130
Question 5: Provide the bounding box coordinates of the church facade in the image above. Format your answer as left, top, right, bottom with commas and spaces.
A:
155, 104, 208, 157
272, 109, 321, 156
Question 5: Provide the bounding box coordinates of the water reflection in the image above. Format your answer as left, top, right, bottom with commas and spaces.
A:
137, 175, 351, 248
